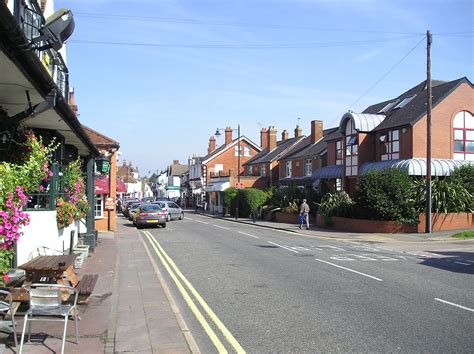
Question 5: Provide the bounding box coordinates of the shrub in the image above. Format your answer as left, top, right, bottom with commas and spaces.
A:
355, 168, 418, 222
451, 165, 474, 195
237, 188, 269, 218
223, 187, 238, 215
318, 191, 354, 218
268, 186, 322, 215
282, 201, 299, 214
413, 177, 473, 213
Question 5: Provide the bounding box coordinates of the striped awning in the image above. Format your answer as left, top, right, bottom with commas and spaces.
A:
312, 165, 343, 180
359, 158, 474, 176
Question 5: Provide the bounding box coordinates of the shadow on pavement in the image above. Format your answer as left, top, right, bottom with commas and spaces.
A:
419, 251, 474, 275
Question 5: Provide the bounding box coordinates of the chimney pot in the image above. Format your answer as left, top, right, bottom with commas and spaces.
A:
267, 126, 277, 151
260, 127, 268, 149
294, 125, 302, 138
225, 127, 233, 145
208, 135, 216, 154
311, 120, 324, 144
281, 130, 289, 141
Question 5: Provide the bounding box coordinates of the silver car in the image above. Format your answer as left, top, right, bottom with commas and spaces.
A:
133, 203, 167, 229
153, 201, 184, 221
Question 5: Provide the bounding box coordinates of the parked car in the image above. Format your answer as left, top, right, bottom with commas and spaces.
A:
122, 199, 140, 217
153, 201, 184, 221
133, 203, 167, 229
128, 202, 143, 221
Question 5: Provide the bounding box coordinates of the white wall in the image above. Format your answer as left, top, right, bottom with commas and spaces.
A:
17, 211, 79, 265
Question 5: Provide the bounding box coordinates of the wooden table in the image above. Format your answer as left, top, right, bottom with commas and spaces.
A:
18, 254, 79, 288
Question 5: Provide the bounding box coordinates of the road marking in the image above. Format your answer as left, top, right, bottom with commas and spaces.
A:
184, 217, 194, 221
213, 224, 230, 230
194, 219, 209, 225
315, 258, 383, 282
238, 231, 259, 239
430, 247, 474, 252
434, 298, 474, 313
144, 231, 245, 353
453, 261, 471, 266
141, 232, 228, 353
268, 241, 299, 253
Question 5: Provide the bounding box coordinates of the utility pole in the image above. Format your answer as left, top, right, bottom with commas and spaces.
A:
425, 30, 432, 234
236, 124, 241, 220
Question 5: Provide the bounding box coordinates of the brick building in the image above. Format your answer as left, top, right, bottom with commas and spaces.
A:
315, 77, 474, 195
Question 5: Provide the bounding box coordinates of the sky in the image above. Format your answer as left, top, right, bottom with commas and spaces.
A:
56, 0, 473, 176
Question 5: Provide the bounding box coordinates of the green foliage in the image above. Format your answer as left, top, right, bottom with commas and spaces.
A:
451, 165, 474, 195
452, 230, 474, 239
0, 249, 14, 286
237, 188, 269, 217
268, 186, 322, 215
223, 187, 238, 215
318, 191, 354, 218
413, 177, 473, 214
355, 169, 418, 222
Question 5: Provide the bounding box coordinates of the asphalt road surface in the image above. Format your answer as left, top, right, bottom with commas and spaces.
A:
139, 213, 474, 353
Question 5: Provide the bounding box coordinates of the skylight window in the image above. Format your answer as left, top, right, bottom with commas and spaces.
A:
393, 95, 416, 109
378, 100, 399, 114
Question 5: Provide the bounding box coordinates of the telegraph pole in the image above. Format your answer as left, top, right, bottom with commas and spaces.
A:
425, 30, 432, 234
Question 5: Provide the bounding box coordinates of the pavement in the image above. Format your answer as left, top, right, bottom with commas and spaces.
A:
1, 211, 470, 353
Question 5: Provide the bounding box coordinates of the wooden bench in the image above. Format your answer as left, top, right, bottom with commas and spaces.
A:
68, 274, 99, 303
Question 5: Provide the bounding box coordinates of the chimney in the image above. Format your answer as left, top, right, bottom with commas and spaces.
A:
225, 127, 233, 145
281, 130, 289, 141
260, 128, 268, 149
294, 125, 302, 138
311, 120, 324, 144
122, 160, 127, 167
267, 126, 277, 151
69, 88, 78, 116
173, 159, 179, 165
208, 135, 216, 154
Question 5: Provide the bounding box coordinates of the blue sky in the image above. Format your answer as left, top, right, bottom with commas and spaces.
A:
57, 0, 473, 175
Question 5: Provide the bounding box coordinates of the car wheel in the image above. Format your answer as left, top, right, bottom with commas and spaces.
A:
166, 214, 171, 222
179, 212, 184, 220
136, 224, 142, 229
161, 223, 167, 228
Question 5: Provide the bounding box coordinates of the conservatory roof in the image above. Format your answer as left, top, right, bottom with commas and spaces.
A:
359, 158, 474, 176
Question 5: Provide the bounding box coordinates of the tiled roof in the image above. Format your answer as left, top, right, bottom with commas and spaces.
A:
202, 135, 260, 162
362, 77, 471, 131
82, 125, 120, 148
170, 164, 188, 176
245, 136, 305, 165
283, 127, 339, 160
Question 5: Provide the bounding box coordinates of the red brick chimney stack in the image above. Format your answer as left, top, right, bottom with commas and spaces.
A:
294, 125, 302, 138
69, 88, 78, 116
225, 127, 233, 145
281, 130, 289, 141
260, 128, 268, 149
267, 126, 277, 151
208, 136, 216, 154
311, 120, 324, 144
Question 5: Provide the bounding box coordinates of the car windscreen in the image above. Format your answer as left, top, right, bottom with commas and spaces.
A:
140, 204, 162, 212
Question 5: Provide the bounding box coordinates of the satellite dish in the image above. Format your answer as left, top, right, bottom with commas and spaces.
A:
31, 8, 75, 51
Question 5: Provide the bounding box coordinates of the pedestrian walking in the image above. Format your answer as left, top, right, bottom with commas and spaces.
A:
299, 199, 310, 230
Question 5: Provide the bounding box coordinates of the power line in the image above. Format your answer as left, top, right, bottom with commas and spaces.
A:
70, 34, 423, 50
348, 36, 425, 110
74, 11, 423, 35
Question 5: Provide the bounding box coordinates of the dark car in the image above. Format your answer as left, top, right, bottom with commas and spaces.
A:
122, 199, 140, 217
133, 203, 167, 229
153, 201, 184, 221
128, 202, 143, 221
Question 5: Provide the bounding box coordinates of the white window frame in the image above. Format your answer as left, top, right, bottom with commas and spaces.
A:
260, 164, 266, 176
244, 145, 251, 157
304, 159, 312, 176
453, 111, 474, 160
344, 120, 358, 176
285, 161, 292, 177
380, 129, 400, 161
95, 195, 104, 218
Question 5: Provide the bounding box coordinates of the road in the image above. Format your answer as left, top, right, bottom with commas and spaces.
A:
139, 213, 474, 353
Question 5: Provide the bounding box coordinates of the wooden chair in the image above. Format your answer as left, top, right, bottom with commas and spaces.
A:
19, 284, 79, 354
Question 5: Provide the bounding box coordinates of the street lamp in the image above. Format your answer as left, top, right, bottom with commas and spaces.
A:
215, 124, 241, 219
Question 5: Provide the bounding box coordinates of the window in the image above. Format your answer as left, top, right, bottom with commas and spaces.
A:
244, 146, 251, 157
95, 195, 104, 218
247, 165, 253, 175
285, 161, 292, 177
453, 111, 474, 160
344, 120, 358, 176
260, 165, 266, 176
304, 159, 312, 176
214, 164, 223, 173
336, 140, 343, 165
234, 145, 240, 156
393, 95, 416, 109
380, 129, 400, 161
378, 100, 399, 114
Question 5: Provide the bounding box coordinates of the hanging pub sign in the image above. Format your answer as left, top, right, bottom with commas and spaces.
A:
95, 155, 111, 175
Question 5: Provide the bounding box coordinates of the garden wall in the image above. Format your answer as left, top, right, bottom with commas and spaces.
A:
315, 214, 417, 233
418, 213, 473, 232
274, 211, 316, 225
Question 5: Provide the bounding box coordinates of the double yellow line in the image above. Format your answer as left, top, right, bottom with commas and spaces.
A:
142, 231, 245, 354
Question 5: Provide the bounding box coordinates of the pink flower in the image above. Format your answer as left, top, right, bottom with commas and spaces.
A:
12, 225, 18, 233
2, 274, 9, 282
48, 171, 54, 177
39, 185, 45, 191
1, 244, 6, 250
4, 223, 11, 230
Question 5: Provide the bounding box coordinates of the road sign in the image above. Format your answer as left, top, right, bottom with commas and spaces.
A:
235, 182, 244, 189
105, 197, 115, 210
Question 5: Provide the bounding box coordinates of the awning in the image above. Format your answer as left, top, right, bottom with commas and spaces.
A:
204, 181, 230, 193
359, 158, 474, 176
339, 112, 385, 133
95, 176, 128, 194
312, 165, 343, 180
